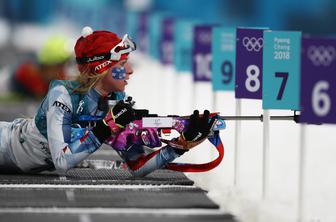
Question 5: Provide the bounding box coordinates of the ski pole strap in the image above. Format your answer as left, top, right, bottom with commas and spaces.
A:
166, 131, 224, 172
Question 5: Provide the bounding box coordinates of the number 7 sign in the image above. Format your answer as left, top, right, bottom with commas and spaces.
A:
262, 31, 301, 110
300, 37, 336, 124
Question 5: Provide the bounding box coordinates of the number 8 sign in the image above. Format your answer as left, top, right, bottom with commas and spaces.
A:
236, 28, 268, 99
300, 37, 336, 124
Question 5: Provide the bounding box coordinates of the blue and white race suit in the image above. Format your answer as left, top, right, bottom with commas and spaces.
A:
0, 80, 181, 175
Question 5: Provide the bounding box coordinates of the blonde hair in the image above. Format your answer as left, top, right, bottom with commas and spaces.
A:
73, 66, 109, 94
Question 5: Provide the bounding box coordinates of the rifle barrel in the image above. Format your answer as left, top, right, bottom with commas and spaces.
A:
219, 115, 297, 121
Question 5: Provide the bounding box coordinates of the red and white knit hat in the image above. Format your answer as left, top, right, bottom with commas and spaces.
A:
75, 26, 136, 74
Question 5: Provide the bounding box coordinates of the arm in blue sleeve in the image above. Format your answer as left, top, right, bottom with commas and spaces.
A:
46, 85, 102, 174
118, 145, 183, 177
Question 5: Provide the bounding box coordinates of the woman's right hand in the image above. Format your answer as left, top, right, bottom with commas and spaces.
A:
92, 100, 135, 144
103, 100, 135, 133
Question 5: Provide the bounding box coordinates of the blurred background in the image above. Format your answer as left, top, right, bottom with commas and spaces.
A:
0, 1, 336, 222
0, 0, 335, 64
0, 0, 335, 114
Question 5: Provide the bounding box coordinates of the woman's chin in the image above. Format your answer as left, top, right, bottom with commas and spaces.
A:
118, 86, 126, 92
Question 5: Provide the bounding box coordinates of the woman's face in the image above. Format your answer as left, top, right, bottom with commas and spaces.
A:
101, 59, 133, 92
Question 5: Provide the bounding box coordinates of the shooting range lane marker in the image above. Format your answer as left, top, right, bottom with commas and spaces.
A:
79, 214, 92, 222
59, 176, 67, 181
0, 207, 225, 216
0, 184, 197, 189
65, 190, 75, 202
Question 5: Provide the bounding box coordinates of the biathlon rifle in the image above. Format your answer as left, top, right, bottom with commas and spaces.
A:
105, 109, 226, 172
107, 97, 299, 149
106, 98, 299, 172
107, 108, 226, 150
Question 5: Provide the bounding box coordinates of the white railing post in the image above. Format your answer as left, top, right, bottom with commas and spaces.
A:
262, 109, 270, 199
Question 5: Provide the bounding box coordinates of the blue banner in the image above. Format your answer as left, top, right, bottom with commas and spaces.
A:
126, 11, 139, 44
263, 31, 301, 110
212, 27, 236, 91
235, 27, 268, 99
148, 13, 164, 60
174, 20, 195, 73
192, 25, 213, 82
138, 12, 149, 52
160, 17, 175, 65
300, 37, 336, 124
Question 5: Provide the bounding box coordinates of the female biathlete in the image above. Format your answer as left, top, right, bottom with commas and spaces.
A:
0, 27, 214, 176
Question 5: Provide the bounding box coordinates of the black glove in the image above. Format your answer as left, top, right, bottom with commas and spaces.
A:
110, 100, 136, 127
166, 110, 216, 151
183, 110, 216, 142
92, 100, 135, 143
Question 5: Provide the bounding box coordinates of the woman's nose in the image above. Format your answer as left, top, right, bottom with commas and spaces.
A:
125, 62, 133, 75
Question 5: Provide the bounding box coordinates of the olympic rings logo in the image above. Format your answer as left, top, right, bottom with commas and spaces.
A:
198, 32, 212, 44
242, 37, 263, 52
307, 45, 336, 66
